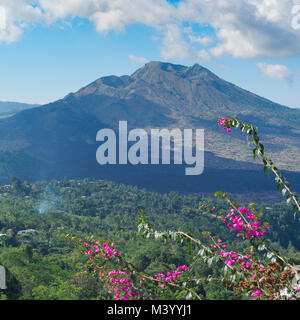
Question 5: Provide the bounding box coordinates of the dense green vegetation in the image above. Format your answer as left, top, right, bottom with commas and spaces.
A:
0, 177, 300, 300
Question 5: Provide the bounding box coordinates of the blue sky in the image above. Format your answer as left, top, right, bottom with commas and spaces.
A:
0, 0, 300, 108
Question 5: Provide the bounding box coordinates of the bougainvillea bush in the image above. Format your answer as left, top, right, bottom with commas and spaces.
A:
67, 117, 300, 300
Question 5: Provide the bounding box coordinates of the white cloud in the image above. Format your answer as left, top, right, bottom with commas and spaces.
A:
0, 0, 42, 43
39, 0, 176, 31
183, 27, 213, 46
160, 24, 191, 60
0, 6, 6, 31
189, 35, 213, 46
129, 55, 148, 64
1, 0, 300, 61
196, 49, 211, 61
178, 0, 300, 58
257, 62, 294, 83
0, 0, 176, 42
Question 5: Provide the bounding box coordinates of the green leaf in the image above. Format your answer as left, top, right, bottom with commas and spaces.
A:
259, 143, 264, 153
187, 238, 192, 251
271, 257, 277, 263
223, 266, 228, 275
248, 203, 256, 210
256, 211, 264, 219
214, 191, 224, 198
267, 252, 274, 259
258, 243, 266, 251
186, 292, 193, 300
198, 249, 205, 256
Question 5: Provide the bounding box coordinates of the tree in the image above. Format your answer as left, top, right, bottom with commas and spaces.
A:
10, 176, 23, 195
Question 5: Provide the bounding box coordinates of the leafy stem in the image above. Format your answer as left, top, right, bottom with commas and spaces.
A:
218, 117, 300, 213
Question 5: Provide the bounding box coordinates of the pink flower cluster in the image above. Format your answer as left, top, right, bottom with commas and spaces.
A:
101, 268, 139, 300
218, 249, 252, 269
220, 207, 269, 239
210, 235, 267, 299
83, 240, 120, 260
81, 240, 138, 300
149, 265, 189, 289
251, 289, 262, 297
218, 118, 231, 132
80, 239, 189, 300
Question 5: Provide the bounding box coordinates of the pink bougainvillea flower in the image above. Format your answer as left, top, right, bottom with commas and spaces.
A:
251, 289, 261, 297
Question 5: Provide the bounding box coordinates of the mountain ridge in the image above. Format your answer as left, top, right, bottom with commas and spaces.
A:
65, 61, 300, 126
1, 61, 300, 196
0, 101, 40, 117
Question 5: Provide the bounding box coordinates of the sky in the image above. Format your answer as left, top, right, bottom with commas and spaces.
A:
0, 0, 300, 108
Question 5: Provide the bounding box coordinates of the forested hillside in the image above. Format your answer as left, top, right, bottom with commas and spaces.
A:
1, 177, 299, 300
